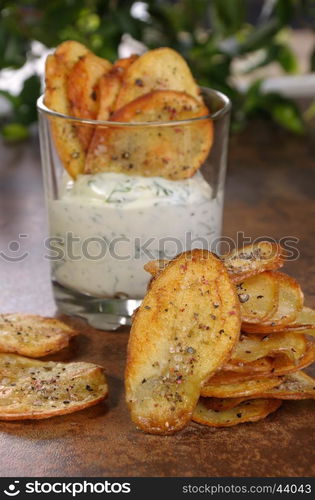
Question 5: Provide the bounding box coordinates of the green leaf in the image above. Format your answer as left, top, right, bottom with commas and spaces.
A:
271, 101, 304, 134
1, 123, 29, 141
210, 0, 245, 37
276, 44, 298, 73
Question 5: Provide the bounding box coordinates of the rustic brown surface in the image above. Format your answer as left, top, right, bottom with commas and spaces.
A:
0, 124, 314, 477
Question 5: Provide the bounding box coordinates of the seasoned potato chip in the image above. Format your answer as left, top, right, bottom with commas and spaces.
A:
145, 244, 285, 289
218, 341, 315, 382
0, 354, 108, 420
0, 314, 78, 358
95, 72, 122, 119
85, 90, 212, 179
125, 250, 241, 435
144, 259, 170, 277
115, 47, 201, 109
192, 398, 282, 427
201, 375, 282, 398
202, 397, 246, 411
223, 242, 286, 284
44, 41, 89, 177
257, 272, 303, 327
113, 54, 139, 73
237, 272, 279, 323
289, 307, 315, 330
242, 307, 315, 334
67, 52, 112, 151
231, 332, 307, 363
253, 371, 315, 399
89, 56, 140, 125
223, 357, 274, 374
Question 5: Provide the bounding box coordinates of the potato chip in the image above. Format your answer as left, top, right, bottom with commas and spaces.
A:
258, 272, 303, 327
144, 259, 170, 277
201, 375, 282, 398
144, 243, 285, 288
115, 47, 201, 109
223, 357, 274, 374
44, 41, 89, 178
113, 54, 139, 73
125, 250, 240, 435
0, 314, 78, 358
93, 56, 140, 123
253, 371, 315, 399
192, 398, 282, 427
67, 52, 112, 151
237, 272, 279, 323
96, 72, 121, 118
85, 90, 212, 179
217, 341, 315, 382
0, 354, 108, 420
202, 397, 246, 411
223, 242, 286, 284
242, 307, 315, 335
231, 332, 307, 364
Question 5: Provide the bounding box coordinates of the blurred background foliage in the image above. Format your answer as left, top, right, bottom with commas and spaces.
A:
0, 0, 314, 140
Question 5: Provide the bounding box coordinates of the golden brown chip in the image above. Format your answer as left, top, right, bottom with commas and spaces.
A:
202, 397, 246, 411
85, 90, 212, 179
201, 375, 282, 398
88, 56, 140, 127
145, 243, 286, 287
144, 259, 170, 277
192, 398, 282, 427
223, 242, 286, 284
223, 357, 274, 374
231, 332, 307, 364
0, 314, 78, 358
216, 341, 315, 383
252, 371, 315, 399
67, 52, 112, 151
113, 54, 139, 73
125, 249, 241, 435
242, 307, 315, 334
0, 354, 108, 420
237, 272, 279, 323
44, 41, 90, 178
115, 47, 201, 109
258, 272, 303, 327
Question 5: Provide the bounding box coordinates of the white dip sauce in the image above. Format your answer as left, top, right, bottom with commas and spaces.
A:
49, 172, 223, 298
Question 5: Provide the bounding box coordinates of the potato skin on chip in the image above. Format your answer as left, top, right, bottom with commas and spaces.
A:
125, 250, 241, 435
223, 242, 286, 284
192, 398, 282, 427
85, 90, 212, 179
201, 375, 282, 398
0, 314, 78, 358
0, 354, 108, 420
44, 41, 89, 178
115, 47, 201, 109
67, 52, 112, 151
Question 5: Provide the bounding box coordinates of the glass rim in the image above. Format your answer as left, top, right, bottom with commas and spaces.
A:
37, 87, 231, 127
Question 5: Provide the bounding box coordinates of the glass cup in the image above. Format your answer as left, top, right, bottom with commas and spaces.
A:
37, 88, 231, 330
